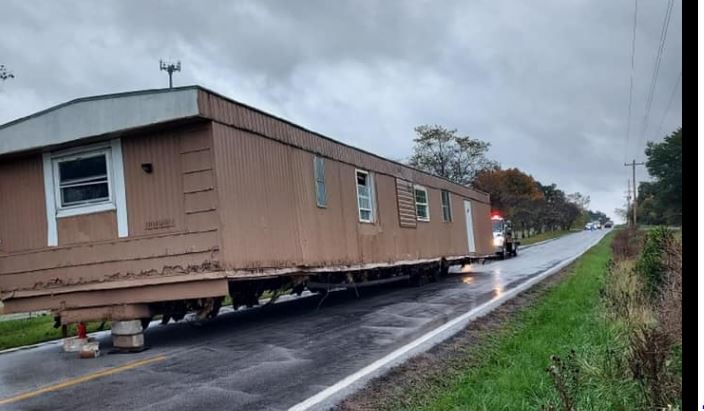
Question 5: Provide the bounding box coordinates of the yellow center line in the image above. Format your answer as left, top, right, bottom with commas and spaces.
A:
0, 355, 167, 406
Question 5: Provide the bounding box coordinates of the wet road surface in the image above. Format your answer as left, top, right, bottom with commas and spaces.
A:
0, 229, 609, 410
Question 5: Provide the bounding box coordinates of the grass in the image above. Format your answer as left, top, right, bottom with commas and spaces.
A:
394, 232, 643, 410
519, 229, 573, 246
0, 314, 108, 350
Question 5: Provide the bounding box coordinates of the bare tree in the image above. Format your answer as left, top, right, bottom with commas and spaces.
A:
0, 65, 14, 81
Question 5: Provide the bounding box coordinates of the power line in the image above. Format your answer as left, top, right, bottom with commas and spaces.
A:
653, 70, 681, 141
637, 0, 675, 151
624, 0, 639, 163
624, 160, 646, 226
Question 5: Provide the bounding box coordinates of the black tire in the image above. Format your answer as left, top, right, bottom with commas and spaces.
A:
140, 317, 152, 331
408, 274, 427, 287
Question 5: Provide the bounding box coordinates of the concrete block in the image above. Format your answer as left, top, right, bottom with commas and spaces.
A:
63, 337, 88, 352
111, 320, 143, 335
112, 334, 144, 349
79, 341, 100, 358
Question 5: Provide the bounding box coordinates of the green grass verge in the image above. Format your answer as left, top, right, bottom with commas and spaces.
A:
0, 314, 108, 351
519, 230, 573, 246
399, 232, 642, 410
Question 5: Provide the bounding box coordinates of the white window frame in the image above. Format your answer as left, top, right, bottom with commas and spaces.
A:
441, 190, 452, 222
53, 148, 114, 216
313, 155, 327, 208
414, 185, 430, 222
355, 169, 376, 223
43, 139, 128, 246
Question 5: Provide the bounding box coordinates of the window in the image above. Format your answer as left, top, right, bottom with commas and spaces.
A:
42, 139, 128, 247
414, 186, 429, 221
441, 190, 452, 222
356, 169, 375, 222
55, 151, 111, 209
313, 156, 327, 207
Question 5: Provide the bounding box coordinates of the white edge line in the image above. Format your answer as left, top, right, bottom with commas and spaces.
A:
288, 232, 607, 411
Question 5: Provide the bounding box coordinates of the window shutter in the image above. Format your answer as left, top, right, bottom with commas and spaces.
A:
396, 178, 417, 228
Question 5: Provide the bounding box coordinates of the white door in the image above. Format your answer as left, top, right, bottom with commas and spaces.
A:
464, 200, 476, 253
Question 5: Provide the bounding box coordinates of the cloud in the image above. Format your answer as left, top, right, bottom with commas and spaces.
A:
0, 0, 681, 222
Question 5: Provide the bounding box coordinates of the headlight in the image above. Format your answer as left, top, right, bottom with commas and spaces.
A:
493, 237, 504, 246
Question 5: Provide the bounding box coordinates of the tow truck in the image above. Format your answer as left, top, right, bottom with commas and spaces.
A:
491, 213, 519, 259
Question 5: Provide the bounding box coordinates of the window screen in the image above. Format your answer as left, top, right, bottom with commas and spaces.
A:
356, 170, 374, 222
415, 186, 429, 221
56, 153, 110, 207
441, 190, 452, 222
314, 156, 327, 207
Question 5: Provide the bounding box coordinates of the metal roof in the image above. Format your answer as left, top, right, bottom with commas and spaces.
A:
0, 85, 489, 198
0, 86, 200, 156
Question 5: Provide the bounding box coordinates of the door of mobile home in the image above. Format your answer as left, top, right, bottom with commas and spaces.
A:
463, 200, 476, 253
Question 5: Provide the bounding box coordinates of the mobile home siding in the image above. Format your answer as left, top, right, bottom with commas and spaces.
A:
57, 211, 118, 245
211, 120, 492, 271
0, 123, 222, 293
0, 154, 47, 253
0, 86, 494, 315
198, 90, 489, 204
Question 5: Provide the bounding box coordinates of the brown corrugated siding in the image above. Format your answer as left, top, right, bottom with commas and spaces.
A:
123, 130, 184, 236
0, 154, 47, 253
58, 211, 118, 245
0, 123, 222, 295
199, 90, 490, 204
212, 122, 492, 270
471, 200, 493, 253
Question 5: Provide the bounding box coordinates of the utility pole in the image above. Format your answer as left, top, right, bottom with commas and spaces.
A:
625, 180, 632, 226
624, 159, 645, 226
159, 60, 181, 88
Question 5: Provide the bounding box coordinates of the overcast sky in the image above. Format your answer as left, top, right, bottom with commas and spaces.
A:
0, 1, 681, 222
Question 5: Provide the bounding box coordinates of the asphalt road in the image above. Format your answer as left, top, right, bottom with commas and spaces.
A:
0, 229, 609, 410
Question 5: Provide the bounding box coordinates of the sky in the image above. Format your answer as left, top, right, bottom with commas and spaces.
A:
0, 1, 681, 222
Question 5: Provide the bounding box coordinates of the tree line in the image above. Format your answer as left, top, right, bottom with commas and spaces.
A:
630, 128, 681, 226
408, 124, 608, 238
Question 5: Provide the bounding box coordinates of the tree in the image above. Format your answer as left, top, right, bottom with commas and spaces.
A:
473, 167, 544, 237
566, 192, 590, 211
0, 65, 14, 81
408, 124, 498, 186
637, 127, 682, 225
614, 207, 628, 222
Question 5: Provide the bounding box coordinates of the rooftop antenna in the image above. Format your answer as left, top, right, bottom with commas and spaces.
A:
159, 60, 181, 88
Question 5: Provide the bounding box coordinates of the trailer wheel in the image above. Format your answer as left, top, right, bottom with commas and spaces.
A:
407, 274, 426, 287
140, 317, 152, 331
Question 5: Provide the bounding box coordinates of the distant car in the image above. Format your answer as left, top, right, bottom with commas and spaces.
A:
584, 222, 594, 230
596, 222, 602, 229
604, 221, 613, 228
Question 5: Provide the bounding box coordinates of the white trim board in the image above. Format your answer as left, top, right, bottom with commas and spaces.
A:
111, 138, 128, 238
41, 138, 129, 246
41, 152, 58, 247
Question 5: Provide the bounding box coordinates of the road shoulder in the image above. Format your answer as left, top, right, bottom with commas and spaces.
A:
335, 233, 612, 410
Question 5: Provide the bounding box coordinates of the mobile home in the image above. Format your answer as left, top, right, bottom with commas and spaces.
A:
0, 86, 493, 341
